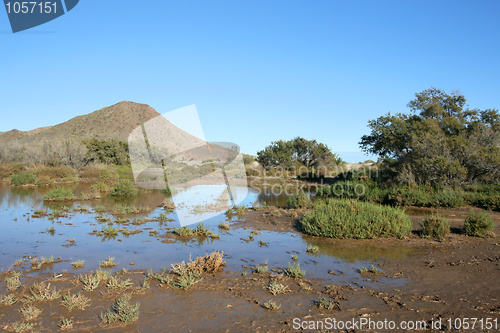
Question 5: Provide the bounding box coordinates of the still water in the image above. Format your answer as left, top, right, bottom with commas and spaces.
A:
0, 183, 408, 288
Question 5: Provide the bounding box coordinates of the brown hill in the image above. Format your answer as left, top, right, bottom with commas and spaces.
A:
0, 101, 161, 144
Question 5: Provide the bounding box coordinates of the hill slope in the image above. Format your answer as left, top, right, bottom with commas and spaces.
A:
0, 101, 161, 144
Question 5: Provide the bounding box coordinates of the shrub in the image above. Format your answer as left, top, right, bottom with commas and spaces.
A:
286, 192, 311, 209
10, 173, 36, 186
300, 199, 411, 239
420, 215, 449, 240
99, 168, 119, 180
110, 180, 137, 197
463, 211, 494, 237
43, 187, 75, 201
101, 294, 139, 323
284, 262, 305, 279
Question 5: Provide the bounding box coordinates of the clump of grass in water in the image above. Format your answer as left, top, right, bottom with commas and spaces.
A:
0, 294, 18, 305
172, 223, 219, 238
258, 240, 269, 246
80, 270, 111, 291
268, 281, 289, 295
110, 180, 137, 197
19, 304, 42, 321
463, 210, 494, 237
72, 260, 85, 269
8, 321, 35, 332
263, 300, 281, 311
306, 244, 319, 253
316, 297, 340, 310
101, 294, 140, 324
300, 198, 412, 239
59, 318, 74, 330
106, 276, 133, 290
43, 187, 76, 201
46, 226, 56, 235
26, 282, 60, 301
254, 264, 268, 274
285, 262, 305, 279
368, 265, 382, 274
100, 257, 118, 268
420, 214, 449, 241
218, 221, 230, 230
291, 254, 298, 261
299, 281, 312, 291
61, 293, 91, 311
5, 271, 22, 291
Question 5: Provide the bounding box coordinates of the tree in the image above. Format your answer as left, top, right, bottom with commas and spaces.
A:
257, 137, 343, 174
360, 88, 500, 185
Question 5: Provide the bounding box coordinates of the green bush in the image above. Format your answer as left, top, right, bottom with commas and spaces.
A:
11, 173, 37, 186
286, 192, 311, 209
471, 194, 500, 212
463, 211, 494, 237
300, 199, 411, 239
110, 180, 137, 197
43, 187, 76, 201
420, 215, 449, 240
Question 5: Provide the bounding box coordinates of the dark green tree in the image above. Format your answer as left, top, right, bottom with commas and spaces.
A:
360, 88, 500, 185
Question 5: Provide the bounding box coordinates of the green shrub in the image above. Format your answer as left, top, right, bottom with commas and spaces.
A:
472, 194, 500, 212
300, 199, 411, 239
286, 192, 311, 209
43, 187, 76, 201
99, 169, 119, 180
110, 180, 137, 197
11, 173, 37, 186
420, 215, 449, 240
463, 211, 494, 237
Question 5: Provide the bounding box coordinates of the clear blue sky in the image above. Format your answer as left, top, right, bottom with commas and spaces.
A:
1, 0, 499, 162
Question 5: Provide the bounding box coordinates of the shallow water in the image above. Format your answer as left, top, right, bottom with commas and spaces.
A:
0, 184, 407, 288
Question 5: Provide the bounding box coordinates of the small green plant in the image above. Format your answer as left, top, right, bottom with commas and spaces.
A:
291, 254, 298, 261
218, 221, 230, 230
72, 260, 85, 269
420, 214, 450, 240
59, 318, 74, 330
101, 294, 140, 323
284, 262, 305, 279
0, 294, 18, 305
306, 244, 319, 253
100, 256, 118, 268
61, 293, 91, 311
299, 281, 312, 291
368, 265, 382, 274
9, 321, 35, 332
47, 226, 56, 235
325, 284, 337, 290
19, 304, 42, 321
254, 264, 268, 274
359, 266, 369, 273
10, 173, 36, 186
463, 210, 494, 237
110, 180, 138, 197
26, 282, 60, 301
258, 239, 269, 246
80, 273, 102, 291
172, 271, 202, 290
241, 271, 247, 276
268, 281, 288, 295
286, 192, 311, 209
43, 187, 76, 201
106, 276, 133, 290
316, 297, 340, 310
263, 299, 281, 310
5, 271, 22, 291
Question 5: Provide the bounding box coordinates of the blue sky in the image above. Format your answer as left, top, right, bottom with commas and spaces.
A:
1, 0, 499, 162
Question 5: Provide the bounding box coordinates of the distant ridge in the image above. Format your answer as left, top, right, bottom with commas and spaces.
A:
0, 101, 161, 144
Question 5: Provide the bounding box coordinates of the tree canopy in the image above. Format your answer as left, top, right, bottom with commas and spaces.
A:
257, 137, 343, 173
360, 88, 500, 185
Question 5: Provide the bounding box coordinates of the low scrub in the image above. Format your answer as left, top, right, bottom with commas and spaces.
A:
286, 192, 311, 209
463, 211, 494, 237
11, 173, 36, 186
420, 215, 449, 240
101, 294, 139, 324
43, 187, 76, 201
300, 198, 411, 239
110, 180, 137, 197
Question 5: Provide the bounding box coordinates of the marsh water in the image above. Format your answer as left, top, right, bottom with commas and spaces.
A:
0, 183, 408, 288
